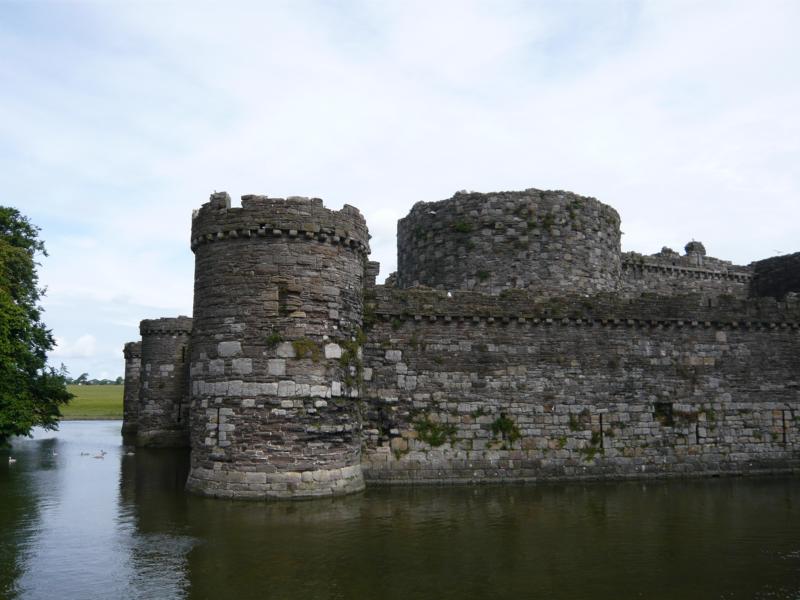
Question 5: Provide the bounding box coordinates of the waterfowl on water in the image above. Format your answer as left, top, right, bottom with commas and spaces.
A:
8, 457, 16, 464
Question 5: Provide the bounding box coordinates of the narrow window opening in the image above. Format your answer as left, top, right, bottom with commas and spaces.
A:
216, 407, 221, 446
782, 409, 787, 445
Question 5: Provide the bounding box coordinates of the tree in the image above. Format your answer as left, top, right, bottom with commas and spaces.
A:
0, 207, 71, 446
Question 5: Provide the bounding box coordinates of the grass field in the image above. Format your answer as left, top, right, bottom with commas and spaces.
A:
61, 384, 124, 420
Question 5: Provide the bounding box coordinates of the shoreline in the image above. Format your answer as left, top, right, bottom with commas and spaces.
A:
60, 416, 122, 422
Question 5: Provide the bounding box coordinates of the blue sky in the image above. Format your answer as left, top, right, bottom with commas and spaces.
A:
3, 0, 799, 379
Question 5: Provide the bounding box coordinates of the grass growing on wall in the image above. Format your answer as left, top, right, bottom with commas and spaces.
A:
61, 385, 124, 420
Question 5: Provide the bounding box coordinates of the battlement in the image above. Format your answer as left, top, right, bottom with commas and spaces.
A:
620, 244, 753, 299
369, 286, 800, 329
139, 316, 193, 336
123, 340, 141, 359
397, 188, 621, 295
190, 192, 370, 255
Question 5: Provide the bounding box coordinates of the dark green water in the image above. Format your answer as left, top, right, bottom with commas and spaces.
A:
1, 422, 800, 600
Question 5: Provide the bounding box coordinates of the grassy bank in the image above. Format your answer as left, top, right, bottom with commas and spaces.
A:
61, 384, 124, 420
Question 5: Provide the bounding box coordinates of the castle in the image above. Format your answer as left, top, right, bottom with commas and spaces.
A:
121, 188, 800, 500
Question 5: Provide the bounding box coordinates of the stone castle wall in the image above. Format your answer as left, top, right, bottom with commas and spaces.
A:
751, 252, 800, 299
620, 243, 752, 299
121, 341, 141, 437
185, 192, 369, 499
137, 317, 192, 447
396, 189, 621, 296
122, 187, 800, 500
360, 288, 800, 482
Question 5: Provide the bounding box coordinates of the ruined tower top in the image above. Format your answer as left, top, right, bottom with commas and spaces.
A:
190, 192, 370, 256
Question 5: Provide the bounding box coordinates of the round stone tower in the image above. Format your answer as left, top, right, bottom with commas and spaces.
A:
121, 341, 141, 438
137, 317, 192, 447
397, 189, 621, 295
185, 192, 370, 500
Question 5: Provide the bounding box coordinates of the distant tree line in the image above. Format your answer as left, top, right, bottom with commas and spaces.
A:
66, 373, 123, 386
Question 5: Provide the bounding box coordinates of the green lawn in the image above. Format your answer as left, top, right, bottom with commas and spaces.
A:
61, 384, 124, 420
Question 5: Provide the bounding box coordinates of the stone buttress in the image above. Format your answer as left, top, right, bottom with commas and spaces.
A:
136, 317, 192, 447
185, 192, 370, 499
121, 341, 141, 438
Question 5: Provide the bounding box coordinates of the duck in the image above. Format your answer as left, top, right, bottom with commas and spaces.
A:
93, 453, 105, 459
80, 452, 90, 456
8, 457, 16, 464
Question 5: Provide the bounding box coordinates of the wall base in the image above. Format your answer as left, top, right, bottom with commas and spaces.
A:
136, 429, 189, 448
185, 464, 365, 500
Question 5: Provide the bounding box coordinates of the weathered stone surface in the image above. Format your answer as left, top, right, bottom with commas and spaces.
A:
136, 317, 192, 448
185, 193, 368, 500
121, 341, 141, 437
396, 189, 621, 296
361, 288, 800, 483
750, 252, 800, 300
130, 187, 800, 500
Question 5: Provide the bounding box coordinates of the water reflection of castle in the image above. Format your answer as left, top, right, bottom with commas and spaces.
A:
122, 189, 800, 500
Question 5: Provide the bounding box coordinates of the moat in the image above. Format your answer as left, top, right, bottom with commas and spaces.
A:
2, 422, 800, 600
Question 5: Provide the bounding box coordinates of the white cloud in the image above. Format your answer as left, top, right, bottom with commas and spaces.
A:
3, 0, 799, 377
51, 334, 97, 359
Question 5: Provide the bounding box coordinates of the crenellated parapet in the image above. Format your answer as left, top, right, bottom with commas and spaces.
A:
139, 316, 193, 336
397, 189, 621, 296
369, 286, 800, 330
190, 192, 370, 255
620, 243, 752, 298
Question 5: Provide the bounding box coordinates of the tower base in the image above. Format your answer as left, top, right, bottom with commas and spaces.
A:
185, 464, 365, 500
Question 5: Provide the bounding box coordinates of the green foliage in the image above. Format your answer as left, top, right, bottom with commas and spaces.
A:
339, 333, 365, 389
0, 207, 72, 445
578, 445, 602, 461
490, 414, 521, 444
557, 436, 567, 449
452, 220, 474, 233
414, 416, 457, 447
541, 213, 556, 229
265, 331, 283, 347
476, 270, 490, 282
568, 414, 580, 432
292, 337, 321, 362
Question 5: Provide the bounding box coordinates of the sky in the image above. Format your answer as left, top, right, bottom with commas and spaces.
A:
2, 0, 799, 379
